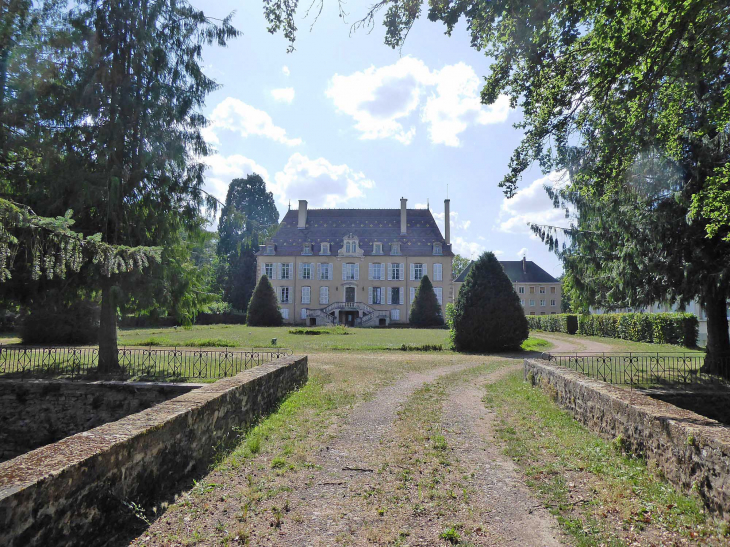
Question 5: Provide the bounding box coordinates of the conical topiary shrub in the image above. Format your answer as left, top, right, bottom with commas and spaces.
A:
409, 275, 444, 327
246, 275, 283, 326
451, 252, 528, 352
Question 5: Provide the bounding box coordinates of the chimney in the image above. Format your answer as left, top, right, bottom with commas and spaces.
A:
400, 198, 407, 235
522, 255, 527, 274
444, 198, 451, 246
298, 200, 307, 229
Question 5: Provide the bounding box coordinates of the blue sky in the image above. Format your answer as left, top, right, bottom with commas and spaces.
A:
194, 0, 568, 276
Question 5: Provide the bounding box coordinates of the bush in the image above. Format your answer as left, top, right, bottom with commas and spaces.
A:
409, 275, 444, 327
576, 312, 698, 346
20, 300, 100, 345
526, 314, 578, 334
399, 343, 443, 351
450, 252, 529, 352
246, 275, 283, 327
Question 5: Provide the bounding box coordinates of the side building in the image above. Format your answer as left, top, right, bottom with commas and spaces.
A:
454, 257, 562, 315
256, 199, 454, 326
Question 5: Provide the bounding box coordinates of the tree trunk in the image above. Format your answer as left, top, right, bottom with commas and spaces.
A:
98, 278, 120, 373
700, 295, 730, 377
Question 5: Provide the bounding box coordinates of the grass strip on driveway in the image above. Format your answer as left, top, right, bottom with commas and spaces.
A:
484, 370, 728, 546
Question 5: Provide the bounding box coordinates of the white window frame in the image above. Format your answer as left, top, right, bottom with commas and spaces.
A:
540, 299, 546, 307
371, 286, 383, 305
389, 263, 403, 281
434, 287, 443, 305
320, 242, 330, 255
303, 244, 313, 255
280, 287, 290, 304
301, 286, 311, 304
518, 286, 525, 294
539, 286, 546, 294
410, 286, 416, 303
344, 263, 358, 281
529, 299, 535, 306
280, 263, 291, 280
412, 263, 425, 281
281, 308, 289, 319
390, 308, 400, 321
520, 299, 525, 306
390, 243, 401, 255
373, 242, 383, 255
319, 286, 329, 305
264, 245, 275, 255
433, 243, 442, 255
301, 263, 312, 280
551, 299, 557, 306
433, 263, 443, 281
265, 263, 274, 279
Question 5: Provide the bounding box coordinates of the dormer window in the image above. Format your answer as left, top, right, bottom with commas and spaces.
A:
373, 242, 383, 255
390, 243, 401, 256
264, 244, 275, 255
302, 243, 312, 255
433, 243, 442, 255
346, 241, 353, 253
320, 242, 330, 255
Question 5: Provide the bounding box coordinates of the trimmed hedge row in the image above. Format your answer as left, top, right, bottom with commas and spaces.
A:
526, 314, 579, 334
577, 313, 698, 347
528, 312, 699, 347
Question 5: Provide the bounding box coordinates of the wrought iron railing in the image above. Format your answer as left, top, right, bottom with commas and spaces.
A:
0, 345, 293, 380
541, 352, 730, 388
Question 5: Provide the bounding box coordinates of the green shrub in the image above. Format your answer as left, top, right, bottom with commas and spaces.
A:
450, 252, 529, 352
409, 275, 444, 327
246, 275, 283, 327
399, 343, 443, 351
577, 312, 698, 346
526, 314, 578, 334
288, 326, 350, 336
21, 300, 99, 345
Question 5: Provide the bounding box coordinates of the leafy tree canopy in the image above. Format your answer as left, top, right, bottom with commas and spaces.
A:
246, 275, 283, 327
451, 254, 470, 280
409, 275, 443, 327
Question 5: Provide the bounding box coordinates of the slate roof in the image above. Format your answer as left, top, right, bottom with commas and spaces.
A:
259, 208, 453, 257
454, 260, 559, 283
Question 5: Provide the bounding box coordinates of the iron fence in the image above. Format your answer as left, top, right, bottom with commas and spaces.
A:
0, 345, 293, 380
540, 352, 730, 388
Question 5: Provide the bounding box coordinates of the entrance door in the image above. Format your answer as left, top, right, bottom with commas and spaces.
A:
345, 286, 356, 303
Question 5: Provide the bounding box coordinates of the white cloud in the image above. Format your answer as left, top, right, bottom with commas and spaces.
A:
432, 210, 471, 232
451, 236, 486, 259
326, 56, 510, 146
497, 171, 571, 237
271, 87, 295, 104
517, 247, 528, 258
282, 66, 290, 76
494, 250, 504, 257
272, 153, 375, 208
205, 97, 302, 147
203, 154, 270, 204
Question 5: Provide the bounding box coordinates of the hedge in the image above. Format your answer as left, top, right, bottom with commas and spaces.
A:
577, 313, 698, 346
528, 312, 699, 347
526, 314, 579, 335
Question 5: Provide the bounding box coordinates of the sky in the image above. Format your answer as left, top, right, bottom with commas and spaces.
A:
193, 0, 569, 277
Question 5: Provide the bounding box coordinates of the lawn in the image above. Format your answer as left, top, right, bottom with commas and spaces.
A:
537, 330, 705, 355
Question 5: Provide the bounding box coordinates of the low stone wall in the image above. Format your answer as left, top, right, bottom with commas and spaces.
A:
524, 358, 730, 518
0, 380, 199, 462
0, 355, 308, 547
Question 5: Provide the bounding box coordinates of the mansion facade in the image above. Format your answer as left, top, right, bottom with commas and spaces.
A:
256, 199, 454, 326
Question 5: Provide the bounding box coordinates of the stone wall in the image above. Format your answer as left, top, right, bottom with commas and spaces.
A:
524, 358, 730, 518
0, 380, 199, 462
0, 355, 308, 547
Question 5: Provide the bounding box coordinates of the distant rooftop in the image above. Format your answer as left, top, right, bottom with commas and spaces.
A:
455, 259, 559, 284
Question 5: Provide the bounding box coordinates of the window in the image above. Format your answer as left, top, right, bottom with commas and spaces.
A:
370, 287, 384, 305
281, 308, 289, 319
320, 242, 330, 255
301, 263, 312, 280
343, 263, 358, 281
264, 245, 275, 255
520, 299, 525, 306
319, 286, 329, 304
391, 309, 400, 321
518, 286, 525, 294
373, 242, 383, 255
301, 286, 311, 304
265, 263, 274, 279
370, 263, 385, 280
301, 309, 307, 320
530, 286, 535, 294
280, 263, 291, 280
389, 263, 403, 281
412, 263, 424, 281
280, 287, 290, 304
551, 299, 557, 306
433, 243, 442, 255
345, 242, 352, 253
390, 287, 402, 305
318, 263, 332, 280
342, 235, 359, 255
550, 286, 556, 294
410, 286, 416, 303
529, 299, 535, 306
530, 312, 535, 316
433, 263, 443, 281
302, 243, 312, 255
390, 243, 401, 255
539, 286, 546, 294
540, 299, 546, 307
434, 287, 443, 305
540, 312, 546, 315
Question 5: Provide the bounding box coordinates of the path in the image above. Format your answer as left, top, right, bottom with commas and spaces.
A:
131, 355, 562, 546
538, 332, 614, 353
